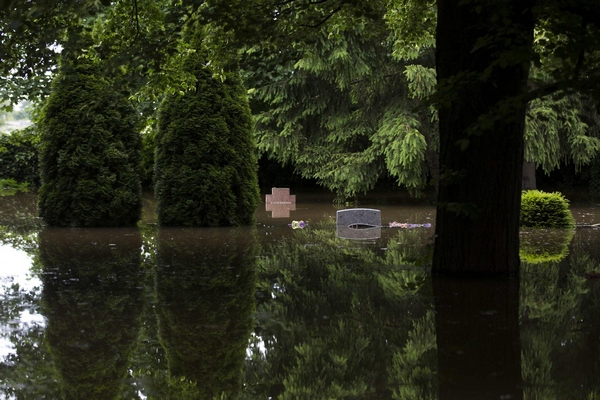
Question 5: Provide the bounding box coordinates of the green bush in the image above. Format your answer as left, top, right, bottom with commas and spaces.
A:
0, 178, 29, 196
0, 126, 40, 186
520, 190, 575, 228
38, 51, 142, 227
155, 37, 260, 227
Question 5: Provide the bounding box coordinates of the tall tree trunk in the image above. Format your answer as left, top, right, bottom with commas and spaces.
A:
433, 0, 535, 276
522, 160, 537, 190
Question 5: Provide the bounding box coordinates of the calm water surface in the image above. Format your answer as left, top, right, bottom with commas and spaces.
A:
1, 191, 600, 399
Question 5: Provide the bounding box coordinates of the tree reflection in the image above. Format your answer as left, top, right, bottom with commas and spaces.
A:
0, 282, 56, 398
154, 227, 258, 399
0, 193, 53, 397
248, 220, 600, 399
39, 228, 144, 399
433, 276, 523, 400
4, 204, 600, 398
519, 228, 574, 264
0, 191, 43, 256
245, 219, 435, 399
520, 247, 600, 399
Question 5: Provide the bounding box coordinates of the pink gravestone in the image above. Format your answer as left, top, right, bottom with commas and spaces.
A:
265, 188, 296, 218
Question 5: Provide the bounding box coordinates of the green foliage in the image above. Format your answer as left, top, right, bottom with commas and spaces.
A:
90, 0, 199, 104
38, 48, 142, 227
520, 190, 576, 228
249, 24, 437, 200
0, 126, 40, 186
155, 34, 259, 227
0, 1, 113, 106
0, 179, 29, 197
385, 0, 436, 61
532, 1, 600, 89
525, 89, 600, 174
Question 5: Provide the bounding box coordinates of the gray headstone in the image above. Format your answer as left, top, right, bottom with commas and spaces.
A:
335, 208, 382, 240
336, 208, 381, 227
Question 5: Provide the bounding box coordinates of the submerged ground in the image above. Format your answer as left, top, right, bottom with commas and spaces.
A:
1, 191, 600, 399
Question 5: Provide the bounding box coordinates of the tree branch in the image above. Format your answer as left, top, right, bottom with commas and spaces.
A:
298, 5, 342, 28
524, 74, 600, 103
274, 0, 334, 6
572, 19, 588, 81
131, 0, 140, 42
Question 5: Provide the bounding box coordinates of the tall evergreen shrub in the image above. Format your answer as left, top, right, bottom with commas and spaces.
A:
155, 45, 260, 227
38, 52, 142, 227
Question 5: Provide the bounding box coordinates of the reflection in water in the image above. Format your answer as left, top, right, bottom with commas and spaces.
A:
155, 227, 258, 399
3, 193, 600, 398
39, 228, 144, 400
0, 192, 40, 230
433, 277, 523, 400
519, 228, 574, 264
246, 219, 435, 398
520, 249, 600, 399
336, 225, 382, 240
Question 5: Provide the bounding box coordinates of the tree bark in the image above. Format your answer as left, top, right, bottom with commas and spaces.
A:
522, 160, 537, 190
433, 0, 535, 276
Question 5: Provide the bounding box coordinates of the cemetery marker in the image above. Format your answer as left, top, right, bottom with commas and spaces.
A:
265, 188, 296, 218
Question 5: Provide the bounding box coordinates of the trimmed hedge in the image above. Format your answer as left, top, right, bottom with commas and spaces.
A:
520, 190, 575, 228
155, 45, 260, 227
38, 53, 142, 227
0, 126, 40, 186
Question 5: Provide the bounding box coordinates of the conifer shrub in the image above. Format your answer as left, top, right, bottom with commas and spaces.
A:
155, 47, 260, 227
520, 190, 575, 228
0, 126, 40, 186
38, 53, 142, 227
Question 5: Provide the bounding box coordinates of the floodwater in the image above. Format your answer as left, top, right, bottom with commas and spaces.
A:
1, 191, 600, 399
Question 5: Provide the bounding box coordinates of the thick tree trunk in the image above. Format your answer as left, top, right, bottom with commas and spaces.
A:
522, 160, 537, 190
433, 0, 535, 276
